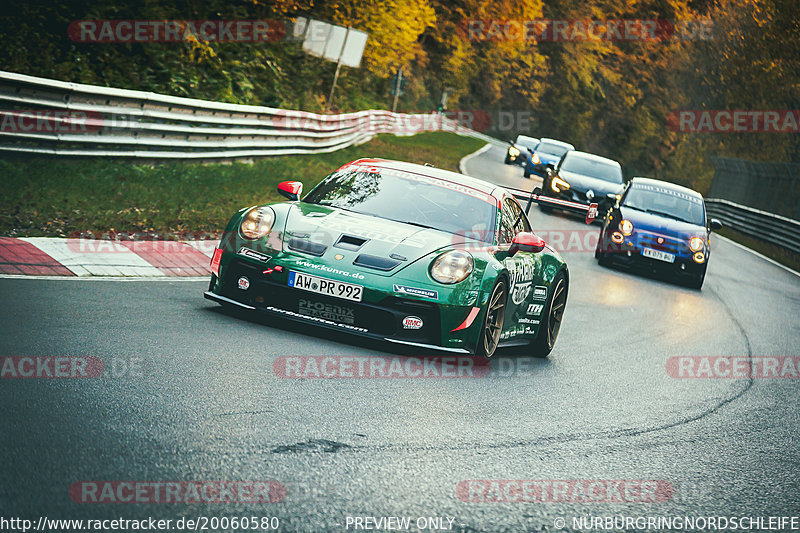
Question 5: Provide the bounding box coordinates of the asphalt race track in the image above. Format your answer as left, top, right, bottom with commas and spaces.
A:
2, 145, 799, 532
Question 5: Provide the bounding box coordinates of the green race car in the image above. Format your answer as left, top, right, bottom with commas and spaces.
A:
204, 158, 593, 357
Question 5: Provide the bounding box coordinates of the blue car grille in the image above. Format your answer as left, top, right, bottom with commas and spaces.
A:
637, 232, 686, 255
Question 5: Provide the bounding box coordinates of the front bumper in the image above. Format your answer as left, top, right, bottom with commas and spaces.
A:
207, 252, 483, 353
599, 232, 707, 277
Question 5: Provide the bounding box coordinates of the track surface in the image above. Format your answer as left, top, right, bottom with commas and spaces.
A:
2, 145, 799, 532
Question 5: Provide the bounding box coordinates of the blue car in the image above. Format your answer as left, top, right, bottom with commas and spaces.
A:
523, 138, 575, 178
595, 177, 723, 289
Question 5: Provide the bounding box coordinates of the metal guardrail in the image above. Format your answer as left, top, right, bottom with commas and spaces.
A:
705, 198, 800, 255
0, 70, 493, 159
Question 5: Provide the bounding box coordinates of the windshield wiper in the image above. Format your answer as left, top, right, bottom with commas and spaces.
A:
393, 219, 439, 231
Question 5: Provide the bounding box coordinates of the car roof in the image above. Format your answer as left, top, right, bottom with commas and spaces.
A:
344, 158, 504, 199
630, 177, 703, 198
564, 150, 621, 167
538, 138, 575, 149
516, 135, 539, 144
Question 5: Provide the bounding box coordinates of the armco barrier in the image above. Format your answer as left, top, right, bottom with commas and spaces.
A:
705, 198, 800, 255
0, 70, 495, 159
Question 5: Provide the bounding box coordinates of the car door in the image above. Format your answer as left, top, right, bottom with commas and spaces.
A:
498, 196, 543, 341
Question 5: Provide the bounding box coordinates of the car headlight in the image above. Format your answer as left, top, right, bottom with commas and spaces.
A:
689, 236, 704, 252
509, 146, 520, 157
532, 154, 541, 165
551, 176, 570, 193
619, 219, 634, 236
240, 206, 275, 239
430, 250, 474, 284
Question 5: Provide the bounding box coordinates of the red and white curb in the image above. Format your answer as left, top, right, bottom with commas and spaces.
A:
0, 237, 215, 277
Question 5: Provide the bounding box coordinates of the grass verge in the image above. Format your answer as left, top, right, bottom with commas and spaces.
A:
717, 227, 800, 273
0, 132, 485, 238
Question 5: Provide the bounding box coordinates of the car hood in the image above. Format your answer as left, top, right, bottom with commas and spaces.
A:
619, 206, 706, 238
559, 170, 623, 195
281, 203, 473, 274
535, 152, 561, 165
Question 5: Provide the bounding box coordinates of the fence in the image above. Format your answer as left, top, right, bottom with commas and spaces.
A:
706, 157, 800, 254
0, 70, 495, 160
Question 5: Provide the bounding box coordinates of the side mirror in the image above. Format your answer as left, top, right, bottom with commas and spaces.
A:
278, 181, 303, 201
509, 232, 546, 256
709, 218, 723, 231
508, 139, 516, 145
606, 193, 617, 201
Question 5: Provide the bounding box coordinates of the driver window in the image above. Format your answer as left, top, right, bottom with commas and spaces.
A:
499, 198, 530, 244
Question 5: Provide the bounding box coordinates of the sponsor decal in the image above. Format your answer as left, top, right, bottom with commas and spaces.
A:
296, 260, 365, 280
532, 285, 548, 300
238, 247, 272, 263
237, 276, 250, 290
505, 256, 536, 305
393, 284, 438, 300
527, 303, 544, 316
402, 316, 424, 330
298, 299, 355, 325
632, 183, 703, 204
265, 306, 368, 333
518, 318, 540, 325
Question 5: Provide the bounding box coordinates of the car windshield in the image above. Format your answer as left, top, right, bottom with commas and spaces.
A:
516, 136, 538, 150
623, 185, 705, 225
537, 141, 571, 157
303, 168, 497, 243
561, 155, 623, 183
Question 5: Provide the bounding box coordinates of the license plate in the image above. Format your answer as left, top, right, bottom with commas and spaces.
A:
642, 247, 675, 263
288, 271, 363, 302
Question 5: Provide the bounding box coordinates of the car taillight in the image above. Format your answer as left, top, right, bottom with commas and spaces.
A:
210, 248, 223, 276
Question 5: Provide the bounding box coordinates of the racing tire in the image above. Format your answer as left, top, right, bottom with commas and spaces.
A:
530, 272, 568, 357
476, 280, 507, 358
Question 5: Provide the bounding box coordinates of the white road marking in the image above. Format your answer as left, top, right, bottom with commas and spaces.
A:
20, 237, 165, 277
185, 239, 218, 258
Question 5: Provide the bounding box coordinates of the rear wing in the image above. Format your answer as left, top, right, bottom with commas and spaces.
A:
506, 186, 598, 224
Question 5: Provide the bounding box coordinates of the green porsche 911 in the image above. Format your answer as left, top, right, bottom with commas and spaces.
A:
204, 158, 594, 357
